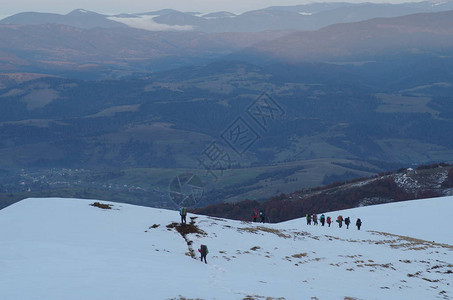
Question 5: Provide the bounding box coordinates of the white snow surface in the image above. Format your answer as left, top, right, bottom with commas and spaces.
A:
1, 196, 452, 300
283, 196, 453, 245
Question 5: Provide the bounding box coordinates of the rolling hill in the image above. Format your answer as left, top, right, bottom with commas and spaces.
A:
0, 196, 452, 299
237, 9, 453, 63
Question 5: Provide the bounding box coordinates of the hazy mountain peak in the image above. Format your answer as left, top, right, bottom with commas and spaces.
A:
201, 11, 236, 19
142, 9, 182, 16
67, 9, 99, 16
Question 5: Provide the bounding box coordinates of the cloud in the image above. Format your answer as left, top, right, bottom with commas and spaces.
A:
108, 15, 194, 31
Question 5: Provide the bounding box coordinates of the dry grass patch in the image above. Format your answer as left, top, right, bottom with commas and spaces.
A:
167, 221, 206, 260
422, 277, 440, 282
292, 253, 308, 258
238, 226, 291, 238
407, 271, 422, 278
242, 296, 286, 300
166, 222, 206, 236
364, 263, 396, 270
169, 297, 204, 300
370, 231, 453, 250
90, 202, 112, 209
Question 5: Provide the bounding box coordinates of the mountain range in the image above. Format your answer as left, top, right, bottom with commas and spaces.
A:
2, 9, 453, 77
3, 1, 453, 32
1, 5, 453, 211
239, 9, 453, 63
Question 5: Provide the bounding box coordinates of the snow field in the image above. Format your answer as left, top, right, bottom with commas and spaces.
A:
1, 197, 452, 300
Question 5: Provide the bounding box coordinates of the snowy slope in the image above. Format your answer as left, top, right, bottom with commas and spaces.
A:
1, 197, 452, 300
314, 197, 453, 245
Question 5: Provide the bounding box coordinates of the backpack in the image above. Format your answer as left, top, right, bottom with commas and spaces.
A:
259, 211, 263, 216
201, 244, 208, 254
180, 207, 187, 216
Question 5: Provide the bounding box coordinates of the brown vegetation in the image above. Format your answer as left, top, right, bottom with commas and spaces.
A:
90, 202, 112, 209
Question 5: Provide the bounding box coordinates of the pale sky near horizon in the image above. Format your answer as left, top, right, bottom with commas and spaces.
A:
1, 0, 423, 17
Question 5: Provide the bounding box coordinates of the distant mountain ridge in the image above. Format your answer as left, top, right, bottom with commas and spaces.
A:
238, 9, 453, 62
3, 1, 453, 32
0, 9, 127, 29
2, 9, 453, 77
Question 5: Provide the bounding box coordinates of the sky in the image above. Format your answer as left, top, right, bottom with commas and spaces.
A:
1, 0, 422, 17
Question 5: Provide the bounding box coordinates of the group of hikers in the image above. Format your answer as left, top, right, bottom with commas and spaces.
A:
179, 206, 363, 264
306, 213, 362, 230
252, 208, 266, 223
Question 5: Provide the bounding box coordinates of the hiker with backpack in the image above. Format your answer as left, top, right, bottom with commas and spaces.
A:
259, 210, 265, 223
312, 214, 318, 225
337, 215, 343, 228
320, 214, 326, 226
252, 208, 259, 222
345, 217, 351, 229
356, 218, 362, 230
306, 214, 312, 225
199, 244, 209, 264
180, 207, 187, 225
326, 216, 332, 227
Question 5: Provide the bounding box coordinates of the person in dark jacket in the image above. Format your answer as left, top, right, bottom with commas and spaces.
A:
312, 214, 318, 225
337, 215, 343, 228
345, 217, 351, 229
306, 214, 312, 225
320, 214, 326, 226
252, 208, 259, 222
356, 218, 362, 230
259, 210, 265, 223
326, 216, 332, 227
199, 244, 208, 264
180, 207, 187, 225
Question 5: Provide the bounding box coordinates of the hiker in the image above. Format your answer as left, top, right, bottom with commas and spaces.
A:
306, 214, 312, 225
320, 214, 326, 226
253, 208, 259, 222
337, 215, 343, 228
356, 218, 362, 230
199, 244, 208, 264
345, 217, 351, 229
259, 210, 265, 223
326, 216, 332, 227
180, 206, 187, 224
312, 214, 318, 225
